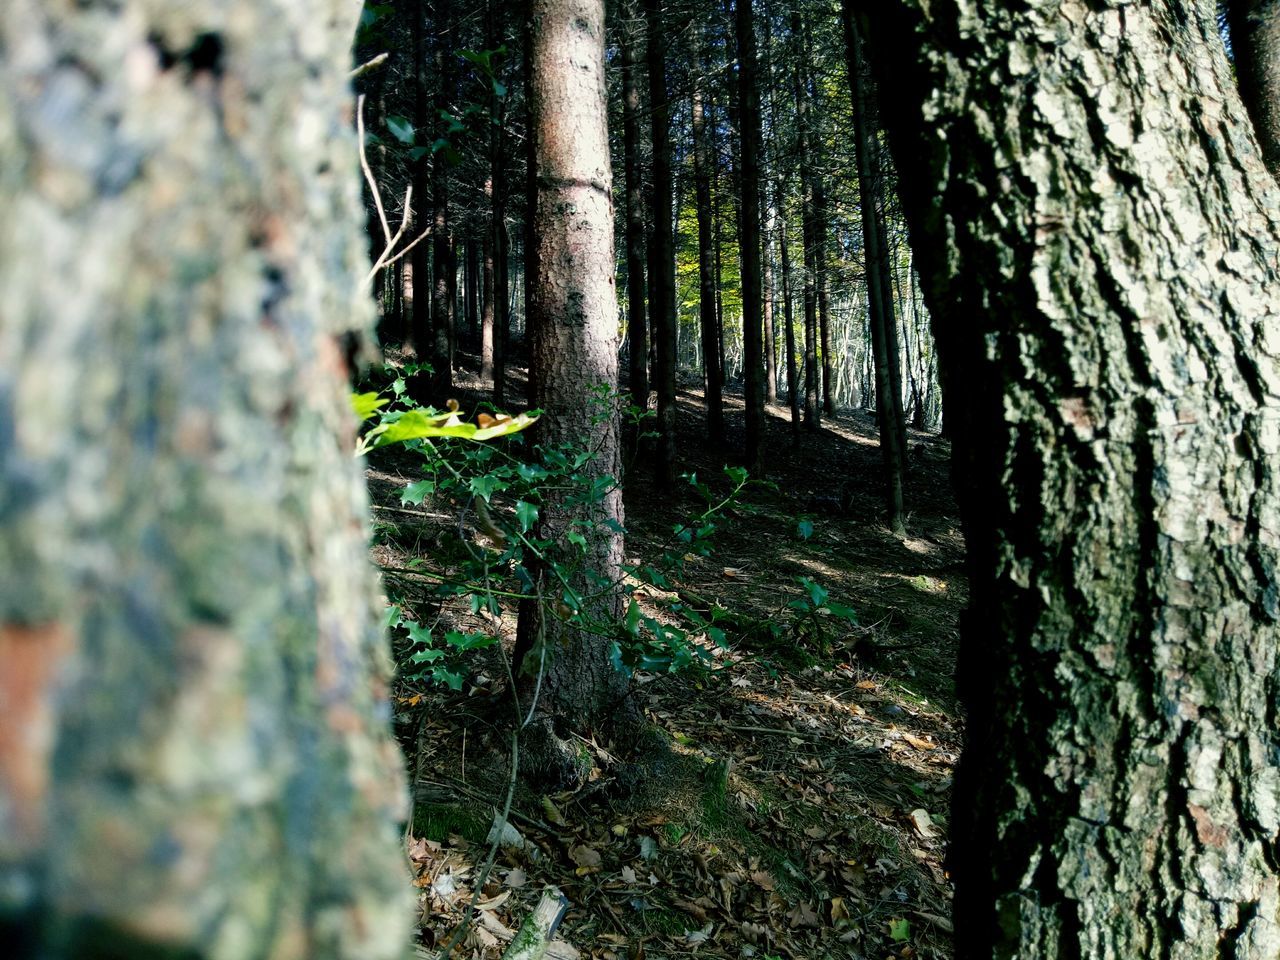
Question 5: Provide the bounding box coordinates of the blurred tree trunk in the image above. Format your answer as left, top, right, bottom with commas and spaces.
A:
859, 0, 1280, 955
517, 0, 635, 787
0, 2, 411, 957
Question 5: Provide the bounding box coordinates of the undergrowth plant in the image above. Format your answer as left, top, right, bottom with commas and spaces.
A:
353, 375, 857, 689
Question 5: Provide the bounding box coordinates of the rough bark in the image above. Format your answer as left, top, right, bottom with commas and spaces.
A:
1227, 0, 1280, 177
842, 6, 906, 534
0, 2, 411, 956
692, 53, 725, 440
815, 180, 835, 417
859, 0, 1280, 955
644, 0, 678, 486
620, 0, 650, 420
520, 0, 632, 787
736, 0, 766, 473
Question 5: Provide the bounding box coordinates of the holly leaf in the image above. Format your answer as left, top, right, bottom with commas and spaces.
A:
796, 518, 815, 540
385, 114, 415, 143
889, 917, 912, 942
515, 500, 538, 533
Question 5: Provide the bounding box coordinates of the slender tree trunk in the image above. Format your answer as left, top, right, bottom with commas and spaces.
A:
692, 48, 724, 440
791, 12, 821, 431
645, 0, 677, 486
842, 7, 905, 533
736, 0, 765, 472
482, 178, 497, 383
1228, 0, 1280, 177
860, 0, 1280, 955
429, 2, 454, 397
519, 0, 634, 788
763, 209, 778, 406
779, 203, 801, 434
411, 0, 434, 402
620, 0, 650, 419
815, 181, 835, 416
487, 1, 509, 407
465, 230, 479, 341
0, 3, 411, 956
874, 139, 910, 462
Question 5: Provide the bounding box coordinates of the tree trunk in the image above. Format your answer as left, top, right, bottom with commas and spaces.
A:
519, 0, 633, 787
429, 1, 454, 398
466, 230, 479, 341
778, 202, 801, 434
763, 208, 779, 406
791, 12, 821, 431
815, 181, 835, 417
1228, 0, 1280, 177
692, 48, 725, 440
859, 0, 1280, 955
482, 177, 498, 383
620, 0, 649, 420
644, 0, 678, 486
411, 0, 434, 402
735, 0, 765, 473
0, 3, 411, 956
842, 7, 905, 534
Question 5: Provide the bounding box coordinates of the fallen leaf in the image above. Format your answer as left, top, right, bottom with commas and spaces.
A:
503, 867, 527, 888
902, 733, 937, 751
787, 901, 821, 928
685, 922, 714, 945
908, 808, 937, 839
831, 896, 850, 923
638, 836, 658, 860
855, 680, 878, 690
621, 865, 638, 884
889, 917, 912, 942
542, 795, 567, 826
570, 844, 602, 868
750, 870, 775, 891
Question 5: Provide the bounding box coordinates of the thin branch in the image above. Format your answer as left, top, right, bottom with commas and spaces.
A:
350, 52, 389, 80
357, 94, 392, 247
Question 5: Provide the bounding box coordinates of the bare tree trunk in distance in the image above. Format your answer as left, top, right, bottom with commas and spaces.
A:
693, 37, 725, 441
779, 204, 801, 434
519, 0, 634, 786
645, 0, 678, 486
0, 2, 412, 955
859, 0, 1280, 955
620, 0, 650, 423
429, 1, 454, 398
842, 7, 905, 534
736, 0, 766, 472
792, 10, 821, 431
1228, 0, 1280, 177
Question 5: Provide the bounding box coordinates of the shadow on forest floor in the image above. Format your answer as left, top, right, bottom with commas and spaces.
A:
363, 346, 963, 960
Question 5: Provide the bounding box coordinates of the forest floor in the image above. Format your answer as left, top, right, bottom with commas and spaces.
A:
364, 350, 965, 960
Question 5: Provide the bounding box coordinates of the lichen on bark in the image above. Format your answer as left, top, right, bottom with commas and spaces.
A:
0, 1, 411, 957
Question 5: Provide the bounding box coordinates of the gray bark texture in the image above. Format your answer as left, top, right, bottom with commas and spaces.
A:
0, 1, 412, 958
521, 0, 632, 786
859, 0, 1280, 956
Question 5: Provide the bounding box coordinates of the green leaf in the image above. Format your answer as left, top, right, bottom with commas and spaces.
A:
796, 518, 815, 540
888, 918, 911, 942
515, 500, 539, 533
826, 602, 859, 623
386, 114, 415, 143
444, 630, 498, 651
800, 577, 829, 609
409, 647, 445, 664
724, 465, 749, 486
382, 604, 403, 629
470, 473, 508, 501
371, 409, 538, 447
405, 621, 433, 646
433, 667, 464, 691
351, 391, 388, 422
401, 479, 435, 506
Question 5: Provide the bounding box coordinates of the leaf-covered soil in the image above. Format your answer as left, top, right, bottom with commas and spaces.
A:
365, 351, 965, 960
